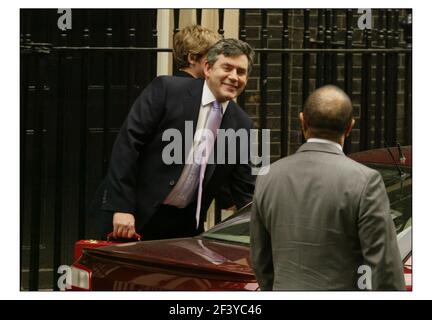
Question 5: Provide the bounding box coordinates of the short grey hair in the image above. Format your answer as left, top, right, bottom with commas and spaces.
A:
206, 38, 255, 75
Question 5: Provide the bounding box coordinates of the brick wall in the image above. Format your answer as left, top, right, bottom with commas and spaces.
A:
241, 9, 411, 162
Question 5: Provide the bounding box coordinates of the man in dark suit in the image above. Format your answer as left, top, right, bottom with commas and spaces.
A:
172, 25, 234, 210
94, 39, 255, 241
250, 85, 405, 290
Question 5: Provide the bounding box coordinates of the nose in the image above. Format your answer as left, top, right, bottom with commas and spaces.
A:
227, 69, 238, 82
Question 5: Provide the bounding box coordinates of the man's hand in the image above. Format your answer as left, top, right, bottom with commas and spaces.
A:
112, 212, 136, 239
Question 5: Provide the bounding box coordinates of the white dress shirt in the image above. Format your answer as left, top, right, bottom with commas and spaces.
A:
187, 81, 229, 161
307, 138, 343, 152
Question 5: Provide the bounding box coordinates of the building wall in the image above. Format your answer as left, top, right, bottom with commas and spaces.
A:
242, 9, 411, 161
157, 9, 239, 76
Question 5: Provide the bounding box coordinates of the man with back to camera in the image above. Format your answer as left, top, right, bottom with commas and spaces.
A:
250, 85, 405, 290
92, 38, 256, 241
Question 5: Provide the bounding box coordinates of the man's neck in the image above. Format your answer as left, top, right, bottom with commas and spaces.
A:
307, 136, 344, 149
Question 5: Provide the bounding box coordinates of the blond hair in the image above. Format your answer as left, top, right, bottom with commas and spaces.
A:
173, 25, 221, 69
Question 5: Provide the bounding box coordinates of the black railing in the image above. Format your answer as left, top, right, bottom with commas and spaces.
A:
20, 9, 412, 290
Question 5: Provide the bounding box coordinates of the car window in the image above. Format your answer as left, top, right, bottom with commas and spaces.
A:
366, 164, 412, 233
202, 163, 412, 245
202, 207, 251, 244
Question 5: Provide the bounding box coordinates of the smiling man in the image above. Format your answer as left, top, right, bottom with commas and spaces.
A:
91, 39, 256, 241
204, 43, 250, 101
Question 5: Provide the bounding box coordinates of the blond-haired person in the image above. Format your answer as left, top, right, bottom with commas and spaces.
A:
173, 25, 221, 78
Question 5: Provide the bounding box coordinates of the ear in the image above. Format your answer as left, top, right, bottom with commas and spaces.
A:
187, 53, 196, 66
299, 112, 306, 130
299, 112, 308, 137
344, 118, 355, 137
203, 60, 211, 78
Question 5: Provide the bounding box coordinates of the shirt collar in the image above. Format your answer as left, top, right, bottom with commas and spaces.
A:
307, 138, 343, 152
202, 80, 229, 114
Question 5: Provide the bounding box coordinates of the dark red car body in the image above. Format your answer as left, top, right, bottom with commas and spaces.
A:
71, 146, 412, 291
75, 238, 257, 291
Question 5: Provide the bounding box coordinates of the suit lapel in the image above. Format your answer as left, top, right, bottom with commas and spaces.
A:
203, 101, 238, 186
219, 101, 237, 131
181, 80, 239, 187
182, 79, 204, 134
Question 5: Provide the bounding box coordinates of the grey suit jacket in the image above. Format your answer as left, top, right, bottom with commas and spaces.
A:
250, 142, 405, 290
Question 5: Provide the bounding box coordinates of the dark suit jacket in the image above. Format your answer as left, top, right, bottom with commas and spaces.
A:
173, 70, 194, 78
96, 76, 255, 232
250, 142, 405, 290
173, 70, 235, 209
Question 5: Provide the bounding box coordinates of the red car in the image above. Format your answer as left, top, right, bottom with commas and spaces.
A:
71, 146, 412, 291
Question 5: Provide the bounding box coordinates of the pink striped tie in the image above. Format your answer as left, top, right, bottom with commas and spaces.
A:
195, 100, 223, 228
